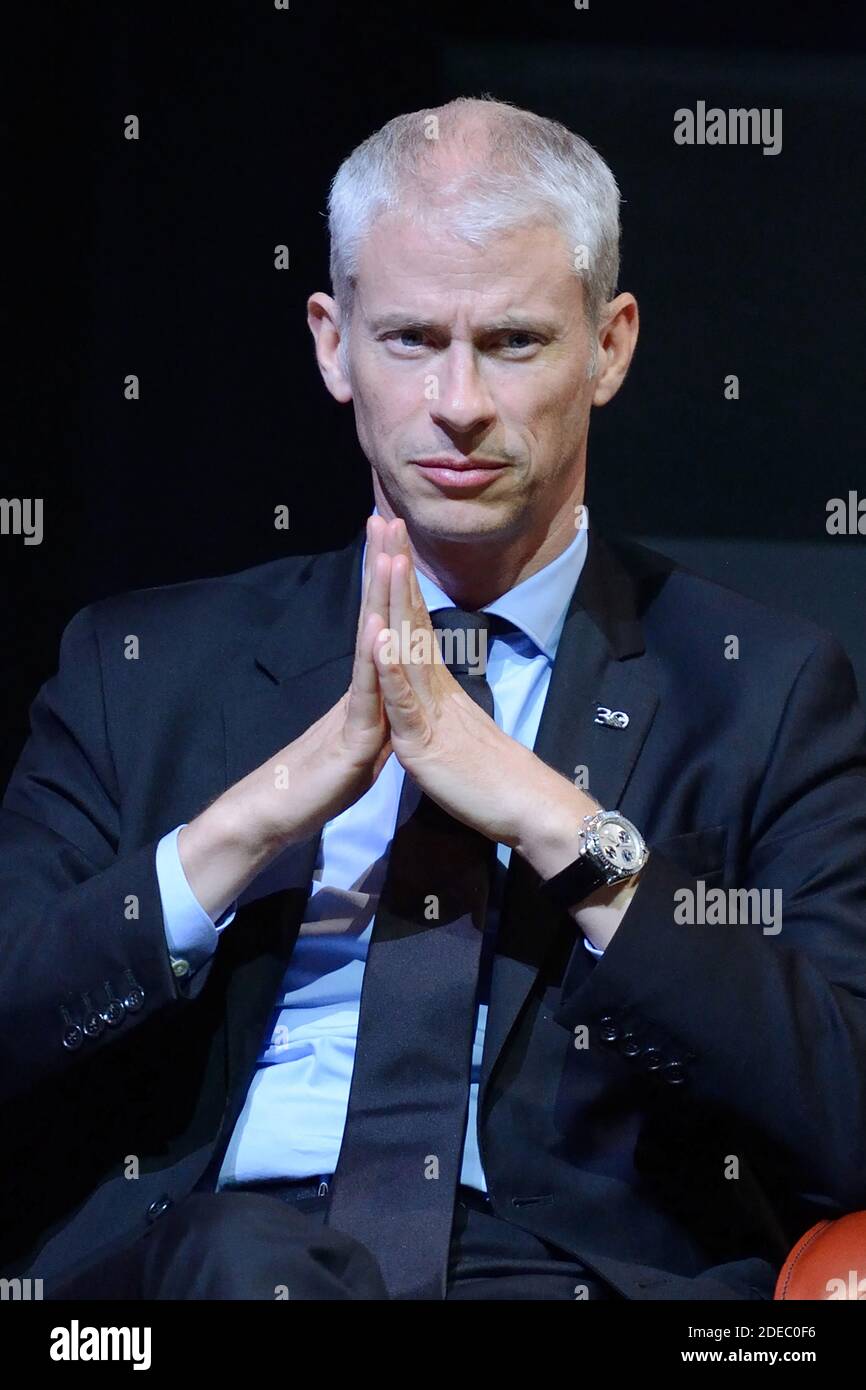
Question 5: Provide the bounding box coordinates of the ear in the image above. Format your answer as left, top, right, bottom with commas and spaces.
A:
307, 292, 353, 403
591, 294, 639, 407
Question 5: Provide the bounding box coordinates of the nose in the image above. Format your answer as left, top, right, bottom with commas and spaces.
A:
429, 343, 496, 436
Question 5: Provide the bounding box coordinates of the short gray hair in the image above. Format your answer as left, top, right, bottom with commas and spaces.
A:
327, 95, 622, 375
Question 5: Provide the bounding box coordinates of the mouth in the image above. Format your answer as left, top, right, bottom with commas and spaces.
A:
410, 457, 509, 492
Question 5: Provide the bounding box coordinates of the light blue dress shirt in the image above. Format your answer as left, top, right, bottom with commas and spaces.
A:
156, 508, 602, 1193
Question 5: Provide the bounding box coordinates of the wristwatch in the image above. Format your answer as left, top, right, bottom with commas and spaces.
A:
539, 808, 648, 910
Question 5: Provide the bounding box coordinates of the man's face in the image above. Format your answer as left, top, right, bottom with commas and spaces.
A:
344, 211, 598, 545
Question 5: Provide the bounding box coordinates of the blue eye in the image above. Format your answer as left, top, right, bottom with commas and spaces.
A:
502, 332, 539, 352
382, 329, 427, 351
382, 328, 543, 353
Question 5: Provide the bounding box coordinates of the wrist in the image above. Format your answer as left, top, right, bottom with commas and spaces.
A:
574, 867, 646, 949
513, 773, 600, 879
213, 773, 292, 864
179, 783, 286, 919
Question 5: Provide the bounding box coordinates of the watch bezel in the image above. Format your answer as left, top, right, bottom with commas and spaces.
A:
580, 809, 647, 886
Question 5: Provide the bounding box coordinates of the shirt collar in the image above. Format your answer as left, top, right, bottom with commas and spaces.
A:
364, 505, 590, 662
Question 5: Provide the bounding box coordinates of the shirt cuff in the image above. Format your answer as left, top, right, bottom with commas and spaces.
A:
155, 824, 236, 975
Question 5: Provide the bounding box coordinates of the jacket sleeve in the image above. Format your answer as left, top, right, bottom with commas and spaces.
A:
0, 605, 214, 1106
555, 632, 866, 1212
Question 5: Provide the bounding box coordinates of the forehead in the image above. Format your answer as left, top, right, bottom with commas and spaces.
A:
354, 210, 581, 319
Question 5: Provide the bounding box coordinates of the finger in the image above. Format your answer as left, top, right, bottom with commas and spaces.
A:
354, 546, 391, 687
346, 610, 387, 733
360, 516, 391, 630
359, 514, 387, 621
388, 553, 435, 697
389, 551, 413, 628
388, 516, 431, 628
386, 520, 442, 677
373, 626, 429, 742
362, 519, 404, 641
364, 551, 391, 634
382, 516, 407, 560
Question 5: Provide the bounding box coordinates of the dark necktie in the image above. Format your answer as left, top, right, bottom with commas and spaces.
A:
324, 608, 509, 1299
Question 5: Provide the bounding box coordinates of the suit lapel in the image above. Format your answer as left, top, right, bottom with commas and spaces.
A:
480, 530, 661, 1100
222, 532, 366, 794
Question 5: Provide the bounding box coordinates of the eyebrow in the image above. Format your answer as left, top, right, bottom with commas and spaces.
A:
368, 311, 562, 336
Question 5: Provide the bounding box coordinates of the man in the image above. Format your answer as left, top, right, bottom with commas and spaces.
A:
3, 95, 866, 1302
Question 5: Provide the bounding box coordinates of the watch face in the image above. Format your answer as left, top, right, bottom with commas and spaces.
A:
591, 814, 644, 874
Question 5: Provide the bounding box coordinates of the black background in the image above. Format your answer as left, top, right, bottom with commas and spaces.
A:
3, 0, 865, 788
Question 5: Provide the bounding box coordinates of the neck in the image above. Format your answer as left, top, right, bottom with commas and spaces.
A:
402, 497, 584, 609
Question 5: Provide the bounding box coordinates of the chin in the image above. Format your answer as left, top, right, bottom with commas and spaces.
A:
404, 493, 523, 543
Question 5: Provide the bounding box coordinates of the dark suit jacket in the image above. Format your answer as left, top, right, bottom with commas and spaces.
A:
3, 526, 866, 1300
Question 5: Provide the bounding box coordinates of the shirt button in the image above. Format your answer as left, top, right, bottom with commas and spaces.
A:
171, 957, 190, 979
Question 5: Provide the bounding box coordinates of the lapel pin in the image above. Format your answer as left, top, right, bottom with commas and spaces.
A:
595, 705, 630, 729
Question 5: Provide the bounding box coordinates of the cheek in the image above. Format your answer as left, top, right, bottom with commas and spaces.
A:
502, 377, 580, 442
502, 361, 579, 413
355, 365, 422, 435
535, 376, 592, 432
